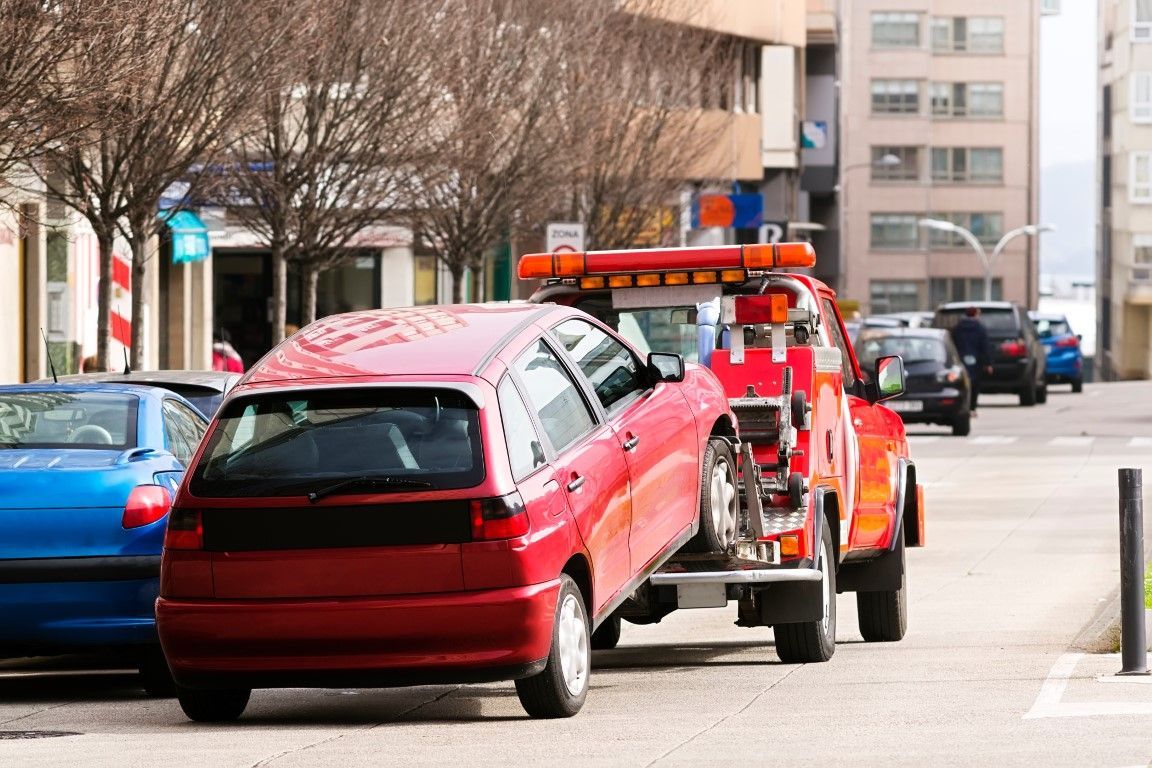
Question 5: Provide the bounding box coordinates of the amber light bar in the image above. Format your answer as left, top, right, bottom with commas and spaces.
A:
517, 243, 816, 282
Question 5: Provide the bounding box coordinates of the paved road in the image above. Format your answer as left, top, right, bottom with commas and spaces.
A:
3, 382, 1152, 767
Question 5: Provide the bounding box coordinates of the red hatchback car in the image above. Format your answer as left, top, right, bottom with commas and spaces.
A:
157, 304, 736, 720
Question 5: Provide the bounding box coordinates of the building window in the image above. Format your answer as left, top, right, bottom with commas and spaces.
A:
929, 277, 1003, 306
872, 146, 920, 181
1132, 72, 1152, 122
870, 281, 923, 313
931, 17, 1004, 53
930, 147, 1003, 183
871, 80, 920, 114
928, 213, 1004, 247
1133, 236, 1152, 283
931, 82, 1004, 118
870, 213, 921, 249
1135, 0, 1152, 42
732, 41, 760, 113
872, 12, 921, 48
1042, 0, 1060, 15
1132, 152, 1152, 202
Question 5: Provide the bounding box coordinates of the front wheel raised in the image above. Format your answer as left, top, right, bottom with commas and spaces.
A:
683, 438, 739, 553
515, 575, 590, 718
773, 524, 836, 663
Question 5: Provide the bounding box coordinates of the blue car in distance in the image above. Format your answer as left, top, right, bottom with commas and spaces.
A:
0, 384, 207, 693
1029, 312, 1085, 393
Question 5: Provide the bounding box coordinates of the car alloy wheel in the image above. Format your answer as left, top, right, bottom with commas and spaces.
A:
709, 456, 738, 551
558, 593, 589, 697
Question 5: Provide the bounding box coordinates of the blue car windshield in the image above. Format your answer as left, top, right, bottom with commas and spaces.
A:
0, 391, 138, 449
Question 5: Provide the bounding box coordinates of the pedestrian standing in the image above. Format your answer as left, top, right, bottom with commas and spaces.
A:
949, 306, 991, 415
212, 329, 244, 373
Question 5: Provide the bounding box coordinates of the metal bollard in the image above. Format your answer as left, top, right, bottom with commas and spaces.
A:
1118, 468, 1149, 676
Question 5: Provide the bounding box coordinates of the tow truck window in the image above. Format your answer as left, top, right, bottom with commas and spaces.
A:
820, 298, 858, 384
574, 297, 707, 364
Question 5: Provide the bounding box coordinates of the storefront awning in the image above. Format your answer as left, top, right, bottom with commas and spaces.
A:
161, 210, 210, 264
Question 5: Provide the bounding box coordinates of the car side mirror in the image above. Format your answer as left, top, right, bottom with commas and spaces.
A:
874, 355, 906, 403
647, 352, 685, 383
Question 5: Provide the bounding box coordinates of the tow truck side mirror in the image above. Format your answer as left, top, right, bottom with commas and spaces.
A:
647, 352, 685, 383
873, 355, 906, 403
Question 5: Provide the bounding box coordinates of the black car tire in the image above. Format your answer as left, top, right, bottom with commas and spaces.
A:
1072, 377, 1083, 393
683, 438, 738, 553
590, 614, 622, 651
1019, 381, 1036, 406
856, 530, 908, 642
139, 646, 177, 698
176, 686, 251, 722
951, 413, 971, 437
1036, 382, 1048, 405
773, 524, 836, 663
516, 574, 590, 718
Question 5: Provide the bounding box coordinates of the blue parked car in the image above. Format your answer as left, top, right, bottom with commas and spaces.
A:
0, 384, 207, 693
1029, 312, 1084, 393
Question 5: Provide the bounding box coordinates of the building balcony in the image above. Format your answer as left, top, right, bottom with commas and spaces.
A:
806, 0, 837, 44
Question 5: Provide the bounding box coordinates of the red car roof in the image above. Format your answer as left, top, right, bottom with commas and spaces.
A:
243, 304, 556, 384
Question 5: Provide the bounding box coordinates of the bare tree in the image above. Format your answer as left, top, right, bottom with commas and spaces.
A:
220, 0, 444, 340
413, 0, 582, 303
29, 0, 286, 369
558, 2, 730, 250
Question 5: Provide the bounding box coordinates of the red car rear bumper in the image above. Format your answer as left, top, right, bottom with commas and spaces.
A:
156, 579, 560, 689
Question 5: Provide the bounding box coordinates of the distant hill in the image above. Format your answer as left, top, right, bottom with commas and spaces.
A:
1039, 160, 1095, 276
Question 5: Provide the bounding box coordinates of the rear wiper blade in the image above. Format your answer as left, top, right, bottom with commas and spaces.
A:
307, 475, 433, 503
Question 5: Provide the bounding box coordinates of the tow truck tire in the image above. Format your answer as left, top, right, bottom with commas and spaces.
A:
515, 575, 590, 718
773, 524, 836, 663
590, 614, 622, 650
856, 531, 908, 642
683, 438, 739, 553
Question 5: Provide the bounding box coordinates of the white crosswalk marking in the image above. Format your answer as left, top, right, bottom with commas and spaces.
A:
1050, 436, 1095, 447
1129, 437, 1152, 448
972, 436, 1019, 445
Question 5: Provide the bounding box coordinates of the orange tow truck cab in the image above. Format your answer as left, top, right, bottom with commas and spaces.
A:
521, 242, 925, 662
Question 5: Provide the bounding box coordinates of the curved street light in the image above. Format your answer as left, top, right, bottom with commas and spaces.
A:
918, 218, 1055, 301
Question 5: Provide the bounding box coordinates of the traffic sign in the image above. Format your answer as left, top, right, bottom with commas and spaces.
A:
547, 222, 585, 254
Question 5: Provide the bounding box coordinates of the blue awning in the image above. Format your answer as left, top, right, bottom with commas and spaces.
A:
160, 210, 210, 264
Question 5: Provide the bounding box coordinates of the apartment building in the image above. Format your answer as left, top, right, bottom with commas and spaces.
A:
1098, 0, 1152, 379
840, 0, 1042, 315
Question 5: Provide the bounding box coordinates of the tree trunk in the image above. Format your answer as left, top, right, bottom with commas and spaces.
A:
302, 262, 319, 325
270, 242, 287, 346
129, 226, 148, 371
449, 262, 464, 304
95, 228, 115, 372
469, 262, 483, 304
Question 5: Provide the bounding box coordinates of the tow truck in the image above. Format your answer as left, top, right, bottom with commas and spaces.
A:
519, 242, 925, 662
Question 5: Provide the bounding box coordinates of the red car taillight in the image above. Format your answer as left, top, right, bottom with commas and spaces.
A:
470, 492, 530, 541
164, 507, 204, 550
1000, 339, 1027, 358
122, 485, 172, 529
1055, 336, 1080, 349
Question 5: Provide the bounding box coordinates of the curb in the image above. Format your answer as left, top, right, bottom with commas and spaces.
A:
1073, 586, 1123, 653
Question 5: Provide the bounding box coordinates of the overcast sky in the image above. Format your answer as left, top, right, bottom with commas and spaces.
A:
1039, 0, 1098, 277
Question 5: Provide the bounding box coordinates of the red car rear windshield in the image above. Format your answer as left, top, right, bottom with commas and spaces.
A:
189, 388, 484, 498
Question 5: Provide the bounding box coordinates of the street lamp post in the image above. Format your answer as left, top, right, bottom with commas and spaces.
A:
918, 219, 1054, 302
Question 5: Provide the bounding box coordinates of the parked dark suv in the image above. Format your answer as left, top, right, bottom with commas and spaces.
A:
932, 302, 1047, 406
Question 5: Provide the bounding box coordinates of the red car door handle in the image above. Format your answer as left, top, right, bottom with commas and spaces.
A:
622, 435, 640, 451
567, 475, 586, 492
